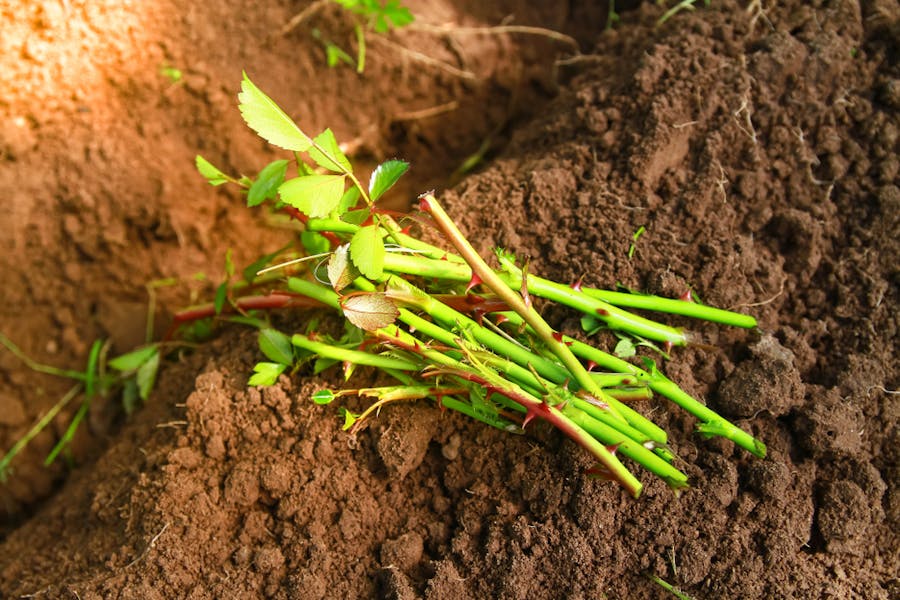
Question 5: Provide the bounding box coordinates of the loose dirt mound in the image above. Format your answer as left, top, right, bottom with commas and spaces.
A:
1, 1, 898, 599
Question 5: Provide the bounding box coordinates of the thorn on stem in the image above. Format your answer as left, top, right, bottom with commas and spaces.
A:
465, 272, 483, 293
586, 360, 598, 372
585, 464, 616, 481
680, 289, 694, 302
570, 276, 585, 292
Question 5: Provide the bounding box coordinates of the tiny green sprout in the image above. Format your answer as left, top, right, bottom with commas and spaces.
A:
646, 573, 695, 600
159, 64, 183, 84
628, 225, 646, 259
303, 1, 414, 72
657, 0, 712, 27
607, 0, 621, 30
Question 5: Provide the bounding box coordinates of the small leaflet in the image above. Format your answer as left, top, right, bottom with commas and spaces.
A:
340, 293, 399, 331
327, 244, 360, 292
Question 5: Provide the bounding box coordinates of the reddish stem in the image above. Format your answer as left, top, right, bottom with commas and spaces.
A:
165, 293, 324, 339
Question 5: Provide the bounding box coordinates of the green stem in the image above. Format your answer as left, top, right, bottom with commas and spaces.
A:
0, 333, 90, 382
582, 288, 757, 329
563, 404, 686, 488
381, 248, 687, 345
0, 384, 83, 481
419, 194, 625, 421
566, 335, 766, 458
379, 325, 643, 497
382, 367, 518, 432
291, 333, 419, 371
500, 259, 687, 345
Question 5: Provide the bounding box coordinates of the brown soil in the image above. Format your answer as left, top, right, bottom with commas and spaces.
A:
1, 1, 897, 598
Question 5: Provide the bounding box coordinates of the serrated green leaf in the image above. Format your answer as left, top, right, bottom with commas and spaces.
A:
368, 159, 409, 201
300, 230, 331, 255
312, 389, 335, 405
136, 349, 160, 401
259, 328, 293, 365
309, 129, 352, 173
196, 155, 229, 186
248, 159, 288, 207
238, 73, 312, 151
108, 345, 159, 372
349, 225, 385, 279
249, 362, 287, 387
327, 244, 360, 292
340, 293, 399, 331
278, 174, 346, 218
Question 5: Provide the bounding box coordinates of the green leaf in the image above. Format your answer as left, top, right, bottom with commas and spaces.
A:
259, 328, 293, 365
196, 155, 229, 186
249, 362, 287, 387
238, 73, 313, 151
341, 207, 370, 226
122, 379, 139, 415
243, 246, 288, 283
375, 0, 414, 33
325, 42, 355, 68
108, 345, 158, 372
368, 160, 409, 201
327, 244, 361, 292
226, 315, 269, 329
338, 186, 361, 215
349, 225, 385, 279
580, 314, 603, 336
247, 159, 289, 207
309, 129, 352, 173
278, 174, 346, 218
214, 282, 228, 314
314, 356, 339, 374
312, 389, 335, 405
300, 230, 331, 256
614, 337, 637, 358
340, 293, 399, 331
136, 349, 160, 401
225, 248, 235, 278
340, 407, 359, 431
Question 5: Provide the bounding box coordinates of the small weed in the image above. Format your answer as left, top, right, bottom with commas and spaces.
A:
286, 0, 414, 73
647, 573, 696, 600
657, 0, 712, 27
0, 333, 162, 481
